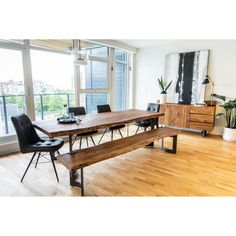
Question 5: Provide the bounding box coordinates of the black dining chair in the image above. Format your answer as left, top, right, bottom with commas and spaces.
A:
97, 104, 125, 143
11, 114, 64, 182
68, 106, 98, 148
134, 103, 160, 134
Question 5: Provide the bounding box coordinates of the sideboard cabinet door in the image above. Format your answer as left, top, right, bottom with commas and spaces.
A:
160, 104, 190, 128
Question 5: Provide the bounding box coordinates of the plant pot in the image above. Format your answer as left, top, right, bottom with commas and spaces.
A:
160, 93, 167, 104
223, 127, 236, 141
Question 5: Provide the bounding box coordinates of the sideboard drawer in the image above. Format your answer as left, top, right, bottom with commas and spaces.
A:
190, 106, 215, 115
189, 122, 214, 131
189, 114, 214, 124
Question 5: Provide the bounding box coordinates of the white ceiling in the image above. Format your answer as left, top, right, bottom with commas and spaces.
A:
117, 40, 177, 49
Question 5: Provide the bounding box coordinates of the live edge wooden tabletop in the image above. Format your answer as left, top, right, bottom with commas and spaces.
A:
33, 109, 164, 138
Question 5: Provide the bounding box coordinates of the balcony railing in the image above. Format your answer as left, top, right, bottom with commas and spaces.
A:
0, 93, 75, 136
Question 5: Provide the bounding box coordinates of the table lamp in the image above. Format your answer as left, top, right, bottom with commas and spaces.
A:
202, 75, 215, 106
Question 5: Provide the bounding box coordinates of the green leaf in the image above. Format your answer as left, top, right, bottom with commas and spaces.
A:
157, 76, 172, 93
216, 113, 225, 120
212, 93, 226, 102
165, 80, 172, 92
157, 77, 165, 91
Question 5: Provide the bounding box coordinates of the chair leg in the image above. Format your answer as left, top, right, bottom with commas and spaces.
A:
21, 152, 37, 182
35, 152, 41, 168
90, 135, 96, 146
86, 137, 89, 147
118, 129, 123, 138
50, 152, 59, 182
135, 126, 139, 134
79, 136, 83, 149
111, 130, 113, 141
72, 135, 77, 147
98, 128, 107, 144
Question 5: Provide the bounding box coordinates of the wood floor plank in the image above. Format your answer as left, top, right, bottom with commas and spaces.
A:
0, 126, 236, 196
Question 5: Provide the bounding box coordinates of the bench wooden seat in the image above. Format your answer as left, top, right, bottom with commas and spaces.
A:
57, 127, 181, 196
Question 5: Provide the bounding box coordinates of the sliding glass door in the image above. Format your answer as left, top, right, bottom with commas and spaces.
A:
113, 49, 128, 111
30, 49, 75, 120
79, 45, 110, 113
0, 47, 26, 135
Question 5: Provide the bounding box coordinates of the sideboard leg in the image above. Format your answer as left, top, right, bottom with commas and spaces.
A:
201, 130, 208, 137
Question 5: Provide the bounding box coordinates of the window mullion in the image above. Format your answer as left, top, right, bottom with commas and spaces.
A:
109, 47, 115, 110
22, 40, 35, 120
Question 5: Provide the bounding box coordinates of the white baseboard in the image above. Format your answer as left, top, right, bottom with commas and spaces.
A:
0, 142, 19, 156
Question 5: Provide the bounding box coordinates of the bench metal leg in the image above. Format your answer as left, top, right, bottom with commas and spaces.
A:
70, 168, 84, 196
161, 135, 177, 154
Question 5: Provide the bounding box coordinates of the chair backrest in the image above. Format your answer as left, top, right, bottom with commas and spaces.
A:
97, 104, 112, 113
68, 107, 86, 116
147, 103, 160, 112
11, 114, 41, 153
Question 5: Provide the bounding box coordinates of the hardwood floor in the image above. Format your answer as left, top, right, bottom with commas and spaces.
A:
1, 127, 236, 196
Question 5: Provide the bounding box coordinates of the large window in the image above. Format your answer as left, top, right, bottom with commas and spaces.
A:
0, 48, 26, 135
30, 49, 75, 120
114, 49, 128, 111
0, 40, 132, 139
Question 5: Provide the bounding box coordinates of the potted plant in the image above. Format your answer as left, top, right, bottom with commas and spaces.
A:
212, 93, 236, 141
157, 76, 172, 104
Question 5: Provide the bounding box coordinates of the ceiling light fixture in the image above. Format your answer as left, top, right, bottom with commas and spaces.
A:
72, 39, 88, 66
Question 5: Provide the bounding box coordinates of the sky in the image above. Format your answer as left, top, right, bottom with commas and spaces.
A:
0, 48, 74, 91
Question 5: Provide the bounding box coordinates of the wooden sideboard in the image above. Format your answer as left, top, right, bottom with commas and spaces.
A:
159, 103, 216, 136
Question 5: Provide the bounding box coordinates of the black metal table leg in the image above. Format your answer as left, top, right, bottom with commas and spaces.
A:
69, 135, 73, 152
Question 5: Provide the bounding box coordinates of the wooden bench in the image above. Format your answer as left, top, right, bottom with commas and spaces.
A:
57, 127, 181, 196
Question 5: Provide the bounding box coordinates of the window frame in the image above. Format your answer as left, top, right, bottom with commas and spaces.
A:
77, 48, 111, 111
0, 40, 35, 135
0, 39, 132, 139
111, 48, 130, 111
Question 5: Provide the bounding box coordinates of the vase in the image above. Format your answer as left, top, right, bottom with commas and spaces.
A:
160, 94, 167, 104
223, 127, 236, 141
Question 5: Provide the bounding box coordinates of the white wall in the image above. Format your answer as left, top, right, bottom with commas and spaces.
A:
134, 40, 236, 135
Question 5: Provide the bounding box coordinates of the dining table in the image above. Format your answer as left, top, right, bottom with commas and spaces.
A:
33, 109, 164, 152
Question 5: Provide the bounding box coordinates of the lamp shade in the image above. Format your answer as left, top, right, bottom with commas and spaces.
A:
202, 75, 210, 84
72, 39, 88, 66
